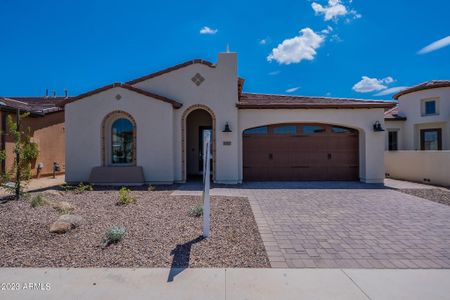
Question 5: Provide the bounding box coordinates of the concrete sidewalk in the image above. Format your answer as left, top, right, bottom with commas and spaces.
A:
0, 268, 449, 300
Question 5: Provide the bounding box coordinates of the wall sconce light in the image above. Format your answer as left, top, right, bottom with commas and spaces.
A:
373, 121, 385, 132
223, 122, 232, 133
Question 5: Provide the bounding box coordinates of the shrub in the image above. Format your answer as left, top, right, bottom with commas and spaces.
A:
30, 194, 47, 208
102, 226, 126, 248
117, 187, 136, 205
74, 182, 93, 194
189, 204, 203, 217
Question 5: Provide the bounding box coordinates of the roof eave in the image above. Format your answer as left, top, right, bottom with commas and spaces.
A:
236, 103, 396, 109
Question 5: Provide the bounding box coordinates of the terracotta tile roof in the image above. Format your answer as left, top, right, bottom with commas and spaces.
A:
0, 97, 64, 115
237, 93, 395, 109
384, 105, 406, 121
393, 80, 450, 99
126, 59, 215, 85
60, 82, 182, 108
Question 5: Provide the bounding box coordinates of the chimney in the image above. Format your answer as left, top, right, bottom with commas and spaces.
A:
52, 91, 56, 98
64, 89, 68, 99
217, 51, 237, 75
45, 89, 49, 98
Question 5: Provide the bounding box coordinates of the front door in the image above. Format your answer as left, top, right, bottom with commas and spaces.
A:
199, 126, 213, 174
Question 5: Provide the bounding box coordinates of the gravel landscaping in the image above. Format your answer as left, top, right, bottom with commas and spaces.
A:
0, 189, 269, 268
399, 188, 450, 207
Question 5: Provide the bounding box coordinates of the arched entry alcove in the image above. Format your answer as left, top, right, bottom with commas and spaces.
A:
181, 105, 216, 182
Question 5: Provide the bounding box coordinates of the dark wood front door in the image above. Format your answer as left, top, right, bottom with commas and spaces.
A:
243, 124, 359, 181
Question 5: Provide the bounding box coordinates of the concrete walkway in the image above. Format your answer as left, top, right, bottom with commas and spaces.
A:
0, 268, 449, 300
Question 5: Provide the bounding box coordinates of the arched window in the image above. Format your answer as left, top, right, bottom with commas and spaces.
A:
111, 118, 134, 164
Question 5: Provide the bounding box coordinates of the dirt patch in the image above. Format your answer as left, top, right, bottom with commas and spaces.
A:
399, 188, 450, 207
0, 190, 269, 268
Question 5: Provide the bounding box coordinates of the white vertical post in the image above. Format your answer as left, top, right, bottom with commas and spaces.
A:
202, 130, 211, 237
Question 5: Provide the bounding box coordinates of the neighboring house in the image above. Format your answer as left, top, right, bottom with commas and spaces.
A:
384, 80, 450, 151
0, 96, 65, 178
63, 52, 393, 185
384, 80, 450, 187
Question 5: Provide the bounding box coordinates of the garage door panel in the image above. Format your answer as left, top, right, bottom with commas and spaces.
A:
243, 124, 359, 181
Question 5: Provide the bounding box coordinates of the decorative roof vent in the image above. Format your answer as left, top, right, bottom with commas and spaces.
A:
191, 73, 205, 86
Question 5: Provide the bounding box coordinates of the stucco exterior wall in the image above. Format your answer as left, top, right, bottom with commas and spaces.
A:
385, 150, 450, 187
2, 111, 65, 177
132, 53, 239, 183
238, 108, 387, 183
385, 120, 404, 150
65, 52, 389, 184
396, 87, 450, 150
65, 87, 174, 183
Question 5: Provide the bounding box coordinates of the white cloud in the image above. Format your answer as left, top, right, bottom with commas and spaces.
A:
200, 26, 218, 35
312, 0, 360, 21
352, 76, 395, 93
259, 39, 268, 45
267, 28, 325, 64
321, 26, 333, 34
418, 36, 450, 54
268, 70, 280, 75
373, 86, 409, 96
286, 87, 300, 93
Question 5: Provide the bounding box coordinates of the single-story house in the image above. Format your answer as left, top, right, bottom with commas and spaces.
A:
63, 52, 394, 185
0, 96, 65, 177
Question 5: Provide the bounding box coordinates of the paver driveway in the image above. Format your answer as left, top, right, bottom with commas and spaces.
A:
173, 181, 450, 268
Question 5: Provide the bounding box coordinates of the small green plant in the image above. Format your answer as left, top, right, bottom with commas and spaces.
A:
57, 206, 74, 215
101, 226, 126, 248
30, 194, 47, 208
189, 204, 203, 217
0, 113, 40, 199
60, 183, 76, 192
117, 187, 136, 205
74, 182, 93, 194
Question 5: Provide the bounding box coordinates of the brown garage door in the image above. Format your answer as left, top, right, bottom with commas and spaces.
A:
243, 123, 359, 181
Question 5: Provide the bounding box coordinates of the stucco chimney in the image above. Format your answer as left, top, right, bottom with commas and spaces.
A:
217, 52, 237, 75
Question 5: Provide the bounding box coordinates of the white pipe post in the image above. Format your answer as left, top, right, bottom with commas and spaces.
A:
202, 130, 211, 237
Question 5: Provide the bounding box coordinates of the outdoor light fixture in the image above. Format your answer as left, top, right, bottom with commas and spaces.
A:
223, 122, 232, 133
373, 121, 385, 132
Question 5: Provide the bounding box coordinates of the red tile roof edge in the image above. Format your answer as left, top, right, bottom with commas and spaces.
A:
126, 59, 216, 85
238, 93, 395, 109
393, 80, 450, 99
60, 83, 183, 108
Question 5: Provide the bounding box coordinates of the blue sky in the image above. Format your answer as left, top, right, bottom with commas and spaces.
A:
1, 0, 449, 100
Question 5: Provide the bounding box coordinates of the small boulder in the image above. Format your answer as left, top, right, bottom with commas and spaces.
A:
49, 221, 72, 234
58, 214, 83, 228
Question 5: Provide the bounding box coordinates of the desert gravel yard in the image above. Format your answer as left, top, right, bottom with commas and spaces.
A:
0, 189, 269, 268
399, 188, 450, 207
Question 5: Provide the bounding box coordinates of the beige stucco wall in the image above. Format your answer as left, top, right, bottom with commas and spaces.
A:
65, 52, 388, 184
385, 151, 450, 187
395, 87, 450, 150
238, 108, 387, 183
132, 53, 239, 183
65, 87, 174, 183
385, 120, 404, 150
